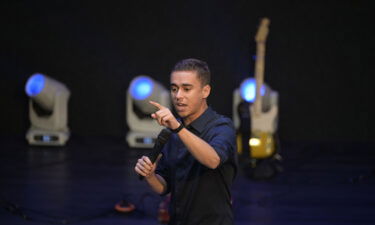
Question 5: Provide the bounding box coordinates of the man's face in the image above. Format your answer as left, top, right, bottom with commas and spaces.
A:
170, 70, 210, 124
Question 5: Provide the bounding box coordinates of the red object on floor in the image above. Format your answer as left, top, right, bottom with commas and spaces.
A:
114, 200, 136, 213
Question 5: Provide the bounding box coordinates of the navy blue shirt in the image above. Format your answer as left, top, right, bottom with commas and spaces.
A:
156, 107, 237, 225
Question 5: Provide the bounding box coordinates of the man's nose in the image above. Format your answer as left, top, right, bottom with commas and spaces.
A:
175, 89, 183, 99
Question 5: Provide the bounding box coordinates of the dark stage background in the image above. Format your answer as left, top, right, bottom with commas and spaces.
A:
0, 0, 373, 142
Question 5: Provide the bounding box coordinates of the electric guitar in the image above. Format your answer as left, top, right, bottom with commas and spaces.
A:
249, 18, 278, 159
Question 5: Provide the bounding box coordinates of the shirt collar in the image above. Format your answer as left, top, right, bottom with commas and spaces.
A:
185, 107, 215, 134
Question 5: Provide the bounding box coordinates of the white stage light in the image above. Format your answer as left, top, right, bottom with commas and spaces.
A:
126, 75, 171, 148
232, 78, 277, 130
25, 73, 70, 146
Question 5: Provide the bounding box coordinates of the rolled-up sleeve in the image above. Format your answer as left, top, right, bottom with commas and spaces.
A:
155, 147, 171, 195
208, 121, 236, 166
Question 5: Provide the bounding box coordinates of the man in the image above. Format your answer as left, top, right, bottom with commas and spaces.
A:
135, 58, 237, 225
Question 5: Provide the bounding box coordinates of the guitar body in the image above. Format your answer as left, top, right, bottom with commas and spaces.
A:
250, 131, 275, 158
250, 103, 278, 158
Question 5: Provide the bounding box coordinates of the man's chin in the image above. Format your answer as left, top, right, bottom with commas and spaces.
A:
176, 111, 188, 118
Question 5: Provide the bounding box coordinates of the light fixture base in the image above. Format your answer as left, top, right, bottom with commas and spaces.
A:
126, 130, 162, 148
26, 127, 70, 146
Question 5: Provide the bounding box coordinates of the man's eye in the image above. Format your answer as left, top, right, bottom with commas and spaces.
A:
184, 88, 191, 91
171, 88, 178, 92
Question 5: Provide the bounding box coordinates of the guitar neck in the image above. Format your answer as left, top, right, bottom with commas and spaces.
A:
254, 41, 266, 115
253, 18, 270, 116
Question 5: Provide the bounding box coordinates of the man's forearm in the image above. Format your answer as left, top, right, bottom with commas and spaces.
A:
177, 127, 220, 169
146, 173, 168, 195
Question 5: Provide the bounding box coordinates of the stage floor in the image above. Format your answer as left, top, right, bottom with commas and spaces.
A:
1, 136, 374, 225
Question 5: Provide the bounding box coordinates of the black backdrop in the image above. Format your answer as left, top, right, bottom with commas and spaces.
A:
0, 0, 373, 142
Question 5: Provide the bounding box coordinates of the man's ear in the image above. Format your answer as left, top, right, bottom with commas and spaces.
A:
202, 84, 211, 99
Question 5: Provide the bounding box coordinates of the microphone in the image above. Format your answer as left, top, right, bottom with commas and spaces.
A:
139, 128, 172, 180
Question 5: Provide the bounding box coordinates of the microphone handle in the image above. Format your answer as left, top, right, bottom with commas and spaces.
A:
139, 142, 163, 180
138, 128, 171, 181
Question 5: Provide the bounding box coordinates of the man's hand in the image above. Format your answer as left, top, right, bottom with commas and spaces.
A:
149, 101, 180, 130
134, 154, 162, 178
134, 154, 167, 194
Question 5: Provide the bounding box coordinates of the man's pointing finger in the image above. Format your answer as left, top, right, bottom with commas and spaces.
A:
149, 101, 165, 110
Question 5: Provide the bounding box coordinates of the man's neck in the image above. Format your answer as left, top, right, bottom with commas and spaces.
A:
183, 103, 208, 126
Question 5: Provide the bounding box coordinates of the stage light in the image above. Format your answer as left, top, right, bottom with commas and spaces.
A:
25, 73, 71, 146
233, 78, 273, 130
129, 76, 153, 100
239, 78, 266, 103
126, 75, 171, 148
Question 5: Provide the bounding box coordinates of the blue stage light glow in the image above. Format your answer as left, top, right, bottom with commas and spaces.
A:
130, 76, 154, 100
240, 78, 266, 103
25, 73, 45, 97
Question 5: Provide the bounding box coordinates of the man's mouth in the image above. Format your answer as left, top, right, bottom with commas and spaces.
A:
175, 103, 187, 110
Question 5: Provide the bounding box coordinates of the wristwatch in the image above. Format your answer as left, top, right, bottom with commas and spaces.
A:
170, 122, 184, 133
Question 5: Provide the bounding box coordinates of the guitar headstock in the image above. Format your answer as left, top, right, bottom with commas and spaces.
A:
255, 18, 270, 43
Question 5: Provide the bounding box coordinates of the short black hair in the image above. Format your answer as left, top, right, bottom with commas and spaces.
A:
172, 58, 211, 86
